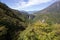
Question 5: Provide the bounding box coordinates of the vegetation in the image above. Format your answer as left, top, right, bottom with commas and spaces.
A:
0, 2, 29, 40
34, 1, 60, 24
18, 21, 60, 40
0, 1, 60, 40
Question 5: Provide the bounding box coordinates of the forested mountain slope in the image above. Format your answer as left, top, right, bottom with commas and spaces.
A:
0, 2, 29, 40
0, 1, 60, 40
33, 1, 60, 23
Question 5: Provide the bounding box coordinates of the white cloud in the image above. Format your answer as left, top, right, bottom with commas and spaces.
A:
13, 0, 52, 9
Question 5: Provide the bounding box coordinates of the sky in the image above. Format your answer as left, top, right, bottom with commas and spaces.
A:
0, 0, 56, 11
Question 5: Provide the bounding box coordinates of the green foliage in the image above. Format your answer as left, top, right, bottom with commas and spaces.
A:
0, 2, 29, 40
18, 20, 60, 40
33, 1, 60, 24
0, 1, 60, 40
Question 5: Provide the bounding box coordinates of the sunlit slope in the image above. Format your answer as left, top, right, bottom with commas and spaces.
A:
33, 1, 60, 23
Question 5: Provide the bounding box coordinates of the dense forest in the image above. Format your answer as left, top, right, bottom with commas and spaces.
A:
0, 1, 60, 40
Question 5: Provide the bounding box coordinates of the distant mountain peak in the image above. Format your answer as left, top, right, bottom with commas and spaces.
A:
34, 1, 60, 14
56, 0, 60, 1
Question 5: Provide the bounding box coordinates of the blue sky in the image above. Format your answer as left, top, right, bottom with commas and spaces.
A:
0, 0, 56, 11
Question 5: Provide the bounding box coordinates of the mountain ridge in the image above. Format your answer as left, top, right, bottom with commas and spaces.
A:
34, 1, 60, 14
33, 1, 60, 23
0, 2, 29, 40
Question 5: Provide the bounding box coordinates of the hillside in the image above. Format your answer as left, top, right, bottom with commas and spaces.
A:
0, 2, 29, 40
0, 1, 60, 40
33, 1, 60, 23
18, 1, 60, 40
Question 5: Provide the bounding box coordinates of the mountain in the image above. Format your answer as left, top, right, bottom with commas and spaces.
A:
0, 2, 29, 40
28, 11, 37, 14
33, 1, 60, 24
34, 1, 60, 14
